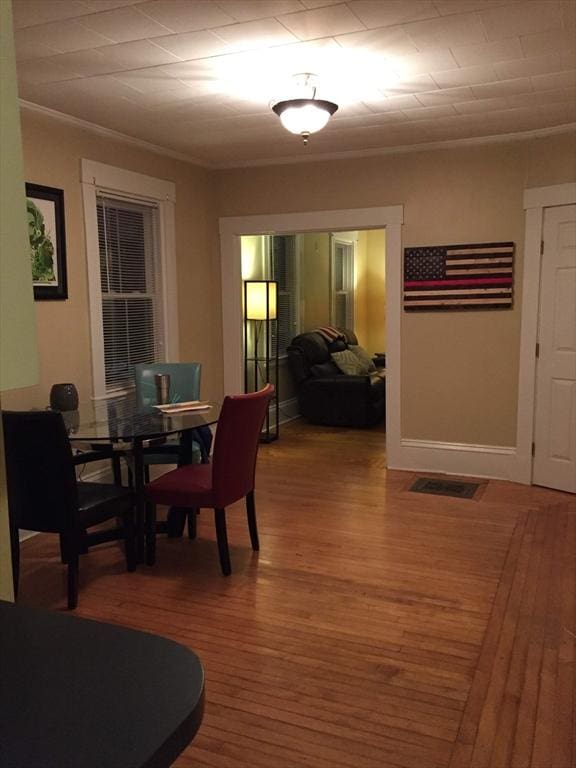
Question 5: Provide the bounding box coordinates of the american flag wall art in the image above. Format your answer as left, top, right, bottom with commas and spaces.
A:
403, 242, 514, 311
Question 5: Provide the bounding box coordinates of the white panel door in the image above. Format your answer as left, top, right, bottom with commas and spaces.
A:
533, 204, 576, 492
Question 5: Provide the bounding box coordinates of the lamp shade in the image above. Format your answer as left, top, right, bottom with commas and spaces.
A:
245, 281, 277, 320
272, 98, 338, 137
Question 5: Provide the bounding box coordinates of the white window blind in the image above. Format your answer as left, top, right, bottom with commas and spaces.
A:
270, 235, 299, 355
97, 195, 164, 393
332, 239, 354, 329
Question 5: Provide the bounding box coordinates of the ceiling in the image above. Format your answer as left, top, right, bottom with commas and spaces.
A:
13, 0, 576, 168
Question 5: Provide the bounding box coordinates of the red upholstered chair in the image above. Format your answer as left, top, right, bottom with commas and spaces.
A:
144, 384, 274, 574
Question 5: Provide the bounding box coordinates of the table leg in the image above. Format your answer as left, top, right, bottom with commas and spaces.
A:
166, 430, 194, 537
132, 438, 146, 564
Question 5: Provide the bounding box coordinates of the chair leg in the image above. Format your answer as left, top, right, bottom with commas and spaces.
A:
123, 508, 137, 572
145, 502, 157, 566
67, 554, 79, 610
167, 507, 186, 537
214, 508, 231, 576
187, 509, 198, 539
112, 453, 122, 485
246, 490, 259, 551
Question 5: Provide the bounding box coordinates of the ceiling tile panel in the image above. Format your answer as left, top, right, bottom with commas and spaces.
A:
335, 26, 419, 58
495, 53, 567, 80
531, 70, 576, 90
401, 104, 457, 119
78, 5, 173, 42
403, 12, 488, 49
136, 0, 235, 31
43, 49, 118, 77
382, 73, 438, 94
347, 1, 438, 30
506, 87, 572, 108
112, 65, 189, 93
78, 1, 145, 11
279, 4, 366, 40
152, 30, 233, 59
300, 0, 343, 7
94, 39, 182, 68
12, 0, 92, 28
520, 30, 576, 58
471, 76, 532, 98
433, 0, 523, 14
453, 96, 509, 114
431, 64, 498, 89
392, 47, 458, 76
451, 37, 524, 67
15, 18, 115, 53
215, 0, 305, 22
417, 85, 475, 105
211, 18, 299, 49
17, 57, 81, 85
15, 39, 62, 61
479, 1, 564, 41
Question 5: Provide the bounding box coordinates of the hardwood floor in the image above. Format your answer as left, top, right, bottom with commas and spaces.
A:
18, 420, 575, 768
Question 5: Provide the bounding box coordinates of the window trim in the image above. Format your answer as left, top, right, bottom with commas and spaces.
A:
81, 159, 178, 399
330, 235, 355, 329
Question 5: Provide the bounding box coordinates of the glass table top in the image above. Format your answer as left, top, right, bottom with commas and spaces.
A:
63, 395, 221, 442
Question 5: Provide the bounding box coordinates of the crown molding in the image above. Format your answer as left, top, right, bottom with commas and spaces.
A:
18, 100, 210, 168
19, 99, 575, 172
212, 123, 576, 170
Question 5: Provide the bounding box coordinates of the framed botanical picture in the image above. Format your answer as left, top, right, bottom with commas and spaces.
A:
25, 183, 68, 300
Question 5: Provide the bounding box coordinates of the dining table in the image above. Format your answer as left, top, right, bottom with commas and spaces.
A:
63, 395, 221, 563
0, 600, 205, 768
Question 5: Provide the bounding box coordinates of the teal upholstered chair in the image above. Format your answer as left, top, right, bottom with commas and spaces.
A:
134, 363, 210, 479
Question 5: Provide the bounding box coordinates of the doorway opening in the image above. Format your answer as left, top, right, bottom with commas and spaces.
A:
219, 205, 404, 468
240, 229, 387, 430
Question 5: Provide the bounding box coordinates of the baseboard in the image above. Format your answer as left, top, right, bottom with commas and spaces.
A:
390, 438, 518, 481
278, 397, 300, 424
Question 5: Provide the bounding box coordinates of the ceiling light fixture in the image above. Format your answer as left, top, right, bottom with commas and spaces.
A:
272, 74, 338, 145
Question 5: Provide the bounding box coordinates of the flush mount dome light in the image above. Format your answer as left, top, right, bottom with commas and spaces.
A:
272, 94, 338, 145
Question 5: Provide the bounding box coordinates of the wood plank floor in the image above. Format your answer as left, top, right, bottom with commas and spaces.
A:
18, 420, 575, 768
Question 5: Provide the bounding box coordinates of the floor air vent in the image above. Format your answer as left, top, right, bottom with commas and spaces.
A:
410, 477, 480, 499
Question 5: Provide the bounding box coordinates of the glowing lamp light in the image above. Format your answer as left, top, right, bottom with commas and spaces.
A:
245, 281, 277, 320
272, 98, 338, 144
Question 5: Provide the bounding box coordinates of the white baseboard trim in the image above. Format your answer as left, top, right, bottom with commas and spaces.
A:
278, 397, 300, 425
391, 438, 518, 481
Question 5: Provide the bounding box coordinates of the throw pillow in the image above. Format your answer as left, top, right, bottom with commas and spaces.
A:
349, 344, 377, 373
331, 349, 371, 376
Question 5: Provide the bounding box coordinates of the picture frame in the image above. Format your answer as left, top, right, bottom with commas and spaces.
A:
25, 182, 68, 300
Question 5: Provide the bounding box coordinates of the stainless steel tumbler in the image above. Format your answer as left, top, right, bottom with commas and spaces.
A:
154, 373, 171, 405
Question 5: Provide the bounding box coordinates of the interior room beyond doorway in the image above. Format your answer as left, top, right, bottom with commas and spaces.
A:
240, 229, 386, 422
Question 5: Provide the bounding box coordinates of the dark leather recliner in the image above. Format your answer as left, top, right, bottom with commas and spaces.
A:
287, 328, 385, 428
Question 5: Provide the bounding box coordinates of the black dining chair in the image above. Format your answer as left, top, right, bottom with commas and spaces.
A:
2, 410, 137, 609
144, 384, 274, 574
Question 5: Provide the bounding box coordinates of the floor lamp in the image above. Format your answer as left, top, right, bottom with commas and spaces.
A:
243, 280, 279, 442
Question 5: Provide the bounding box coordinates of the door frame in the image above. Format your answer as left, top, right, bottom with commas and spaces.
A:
219, 206, 404, 467
515, 182, 576, 484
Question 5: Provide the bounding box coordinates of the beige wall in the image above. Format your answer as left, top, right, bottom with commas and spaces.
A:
2, 108, 221, 412
365, 229, 386, 356
300, 233, 330, 330
354, 231, 368, 346
215, 131, 576, 446
9, 105, 575, 448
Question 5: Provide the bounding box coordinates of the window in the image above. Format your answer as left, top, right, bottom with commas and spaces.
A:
331, 237, 354, 329
269, 235, 299, 356
82, 160, 178, 398
97, 196, 163, 393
